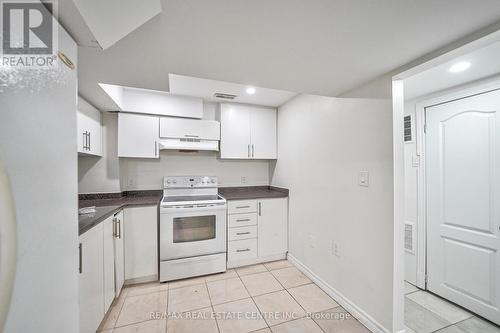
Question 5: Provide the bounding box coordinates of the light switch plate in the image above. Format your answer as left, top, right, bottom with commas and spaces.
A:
358, 171, 369, 187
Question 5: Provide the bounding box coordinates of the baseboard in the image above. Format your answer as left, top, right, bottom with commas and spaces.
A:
227, 253, 286, 269
287, 254, 391, 333
124, 274, 158, 285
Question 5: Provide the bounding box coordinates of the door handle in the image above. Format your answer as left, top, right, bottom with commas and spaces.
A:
247, 144, 250, 158
252, 144, 254, 158
88, 132, 91, 151
236, 232, 251, 235
236, 205, 250, 209
258, 202, 262, 216
112, 218, 117, 237
118, 219, 121, 239
82, 132, 86, 151
236, 218, 250, 222
236, 248, 251, 252
78, 243, 82, 274
154, 141, 157, 157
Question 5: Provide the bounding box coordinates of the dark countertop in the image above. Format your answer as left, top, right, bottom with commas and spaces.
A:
78, 190, 161, 236
218, 186, 289, 200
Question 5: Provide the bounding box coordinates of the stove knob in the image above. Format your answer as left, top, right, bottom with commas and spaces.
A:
211, 179, 216, 183
173, 180, 177, 184
166, 180, 171, 184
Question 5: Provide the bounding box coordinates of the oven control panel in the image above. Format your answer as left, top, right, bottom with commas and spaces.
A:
163, 176, 218, 188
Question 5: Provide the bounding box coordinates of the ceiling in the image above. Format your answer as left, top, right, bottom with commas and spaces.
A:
168, 74, 296, 107
405, 40, 500, 100
68, 0, 500, 110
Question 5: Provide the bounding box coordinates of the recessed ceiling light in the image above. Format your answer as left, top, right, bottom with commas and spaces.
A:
449, 61, 471, 73
246, 87, 256, 95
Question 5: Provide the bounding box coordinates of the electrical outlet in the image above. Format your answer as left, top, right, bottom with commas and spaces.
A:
332, 240, 340, 257
241, 176, 247, 184
309, 234, 316, 249
358, 171, 369, 187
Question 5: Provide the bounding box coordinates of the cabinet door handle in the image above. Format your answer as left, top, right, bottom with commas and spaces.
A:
118, 219, 121, 239
247, 144, 250, 158
252, 144, 255, 158
236, 232, 251, 235
236, 248, 251, 252
184, 134, 199, 138
78, 243, 82, 274
236, 218, 250, 222
236, 205, 250, 209
112, 218, 117, 237
154, 141, 157, 157
258, 202, 262, 216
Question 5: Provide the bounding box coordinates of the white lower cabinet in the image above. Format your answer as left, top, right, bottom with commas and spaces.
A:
103, 217, 116, 311
227, 197, 288, 268
79, 223, 104, 333
78, 210, 126, 333
124, 206, 158, 281
114, 210, 125, 297
257, 198, 288, 257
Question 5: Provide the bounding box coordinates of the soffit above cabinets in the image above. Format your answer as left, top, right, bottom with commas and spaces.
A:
168, 74, 297, 108
72, 0, 162, 49
99, 83, 203, 119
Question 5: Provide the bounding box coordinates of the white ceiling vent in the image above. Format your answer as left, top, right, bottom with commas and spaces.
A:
405, 222, 415, 254
214, 93, 237, 100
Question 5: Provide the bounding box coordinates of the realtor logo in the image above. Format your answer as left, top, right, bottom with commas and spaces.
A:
1, 0, 57, 67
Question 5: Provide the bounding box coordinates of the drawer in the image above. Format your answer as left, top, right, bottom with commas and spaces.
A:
228, 213, 257, 228
228, 239, 257, 261
228, 226, 257, 241
228, 200, 257, 214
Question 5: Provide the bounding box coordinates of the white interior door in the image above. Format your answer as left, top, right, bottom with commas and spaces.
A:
426, 89, 500, 325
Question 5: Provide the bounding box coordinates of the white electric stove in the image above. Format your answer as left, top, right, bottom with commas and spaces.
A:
159, 176, 227, 282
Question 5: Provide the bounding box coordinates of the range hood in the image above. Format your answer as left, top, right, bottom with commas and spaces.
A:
159, 117, 220, 151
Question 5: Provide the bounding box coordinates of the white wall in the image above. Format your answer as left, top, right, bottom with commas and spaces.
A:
78, 112, 121, 193
271, 94, 394, 332
404, 102, 418, 285
0, 23, 79, 333
120, 151, 269, 190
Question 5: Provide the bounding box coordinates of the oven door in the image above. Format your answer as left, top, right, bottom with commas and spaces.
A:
160, 204, 226, 260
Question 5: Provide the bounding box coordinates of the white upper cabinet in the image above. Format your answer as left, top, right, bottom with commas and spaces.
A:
100, 84, 203, 118
219, 103, 277, 159
250, 107, 277, 159
159, 117, 220, 140
77, 97, 102, 156
118, 113, 159, 158
220, 104, 251, 158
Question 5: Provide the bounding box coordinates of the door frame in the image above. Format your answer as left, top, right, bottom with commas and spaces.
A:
413, 76, 500, 289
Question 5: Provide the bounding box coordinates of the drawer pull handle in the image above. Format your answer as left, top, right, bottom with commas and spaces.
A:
236, 248, 251, 252
236, 219, 250, 222
236, 232, 251, 235
236, 205, 250, 209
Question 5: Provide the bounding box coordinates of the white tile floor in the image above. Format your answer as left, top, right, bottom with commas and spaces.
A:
98, 260, 371, 333
404, 281, 500, 333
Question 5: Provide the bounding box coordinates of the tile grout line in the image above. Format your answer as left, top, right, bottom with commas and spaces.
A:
235, 266, 272, 331
205, 279, 222, 333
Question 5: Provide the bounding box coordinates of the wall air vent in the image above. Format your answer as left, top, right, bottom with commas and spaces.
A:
405, 222, 415, 254
404, 115, 412, 142
214, 93, 237, 100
